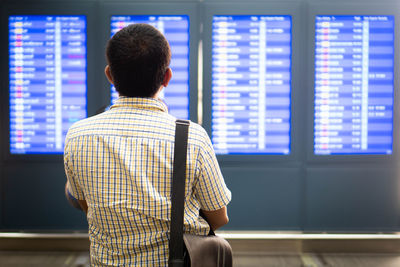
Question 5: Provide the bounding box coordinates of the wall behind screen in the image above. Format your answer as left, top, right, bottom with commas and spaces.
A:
1, 0, 400, 232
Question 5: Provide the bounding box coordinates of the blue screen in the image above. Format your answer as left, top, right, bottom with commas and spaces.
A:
314, 16, 394, 155
211, 15, 292, 155
9, 15, 87, 154
110, 15, 190, 119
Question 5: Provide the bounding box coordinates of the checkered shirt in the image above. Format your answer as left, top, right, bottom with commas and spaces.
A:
64, 97, 231, 266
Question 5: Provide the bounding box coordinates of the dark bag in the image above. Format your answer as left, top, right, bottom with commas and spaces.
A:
168, 119, 233, 267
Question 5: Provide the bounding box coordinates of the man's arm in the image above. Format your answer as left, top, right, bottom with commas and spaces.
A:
64, 140, 87, 214
201, 207, 229, 231
65, 183, 88, 214
194, 128, 232, 231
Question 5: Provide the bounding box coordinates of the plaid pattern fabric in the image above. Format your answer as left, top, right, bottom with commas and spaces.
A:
64, 97, 231, 266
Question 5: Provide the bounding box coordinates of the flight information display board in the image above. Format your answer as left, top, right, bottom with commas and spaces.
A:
110, 15, 190, 119
314, 15, 394, 155
9, 15, 87, 154
211, 15, 291, 154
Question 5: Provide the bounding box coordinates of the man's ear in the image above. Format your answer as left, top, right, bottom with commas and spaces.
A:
162, 68, 172, 87
105, 65, 114, 85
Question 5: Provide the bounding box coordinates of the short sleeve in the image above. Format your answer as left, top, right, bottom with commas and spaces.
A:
194, 130, 231, 211
64, 138, 85, 200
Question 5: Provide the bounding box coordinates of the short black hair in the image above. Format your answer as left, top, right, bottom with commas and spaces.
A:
106, 23, 171, 97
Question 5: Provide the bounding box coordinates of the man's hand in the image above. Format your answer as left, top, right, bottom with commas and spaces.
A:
65, 183, 88, 214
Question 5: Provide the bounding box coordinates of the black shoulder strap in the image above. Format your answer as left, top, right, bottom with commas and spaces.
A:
169, 119, 190, 266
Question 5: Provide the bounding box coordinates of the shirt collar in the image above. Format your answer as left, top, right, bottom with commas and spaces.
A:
110, 96, 168, 113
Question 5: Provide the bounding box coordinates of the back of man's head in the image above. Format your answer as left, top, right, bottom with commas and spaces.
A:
106, 23, 171, 97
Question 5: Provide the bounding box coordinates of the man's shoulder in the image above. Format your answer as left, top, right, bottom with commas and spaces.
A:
187, 121, 211, 148
65, 112, 106, 140
188, 121, 206, 136
65, 111, 211, 148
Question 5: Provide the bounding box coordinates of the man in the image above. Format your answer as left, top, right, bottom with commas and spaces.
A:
64, 23, 231, 266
